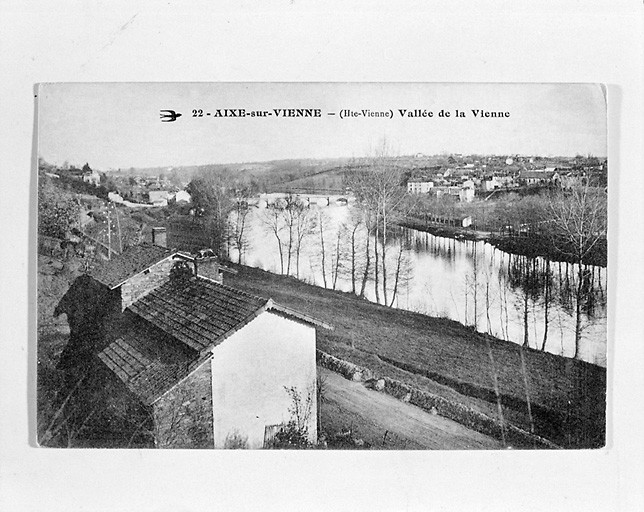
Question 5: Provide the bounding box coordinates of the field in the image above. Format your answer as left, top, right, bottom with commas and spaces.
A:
226, 264, 606, 448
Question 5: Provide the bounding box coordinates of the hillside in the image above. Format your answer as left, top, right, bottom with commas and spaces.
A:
225, 264, 606, 448
111, 157, 355, 192
111, 154, 453, 194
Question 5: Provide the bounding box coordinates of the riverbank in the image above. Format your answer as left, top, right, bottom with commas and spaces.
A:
398, 219, 490, 241
397, 218, 607, 267
226, 264, 606, 448
488, 234, 607, 267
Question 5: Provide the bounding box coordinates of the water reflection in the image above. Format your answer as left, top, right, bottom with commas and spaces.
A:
236, 206, 607, 366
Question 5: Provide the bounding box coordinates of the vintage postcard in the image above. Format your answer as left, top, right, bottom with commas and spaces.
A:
36, 83, 607, 449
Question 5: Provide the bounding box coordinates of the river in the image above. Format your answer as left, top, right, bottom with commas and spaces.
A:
233, 204, 607, 367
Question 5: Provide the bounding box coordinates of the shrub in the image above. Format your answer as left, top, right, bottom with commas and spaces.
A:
224, 430, 248, 449
268, 386, 314, 449
271, 420, 311, 449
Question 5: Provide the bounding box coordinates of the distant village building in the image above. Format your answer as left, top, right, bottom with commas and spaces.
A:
426, 215, 472, 228
432, 182, 475, 202
518, 169, 558, 187
83, 169, 101, 186
53, 244, 326, 448
148, 190, 169, 207
174, 190, 191, 203
407, 181, 434, 194
482, 177, 500, 192
558, 172, 586, 190
108, 192, 124, 204
459, 181, 475, 202
434, 185, 461, 199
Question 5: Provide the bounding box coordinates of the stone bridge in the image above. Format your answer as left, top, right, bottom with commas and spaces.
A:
251, 192, 356, 208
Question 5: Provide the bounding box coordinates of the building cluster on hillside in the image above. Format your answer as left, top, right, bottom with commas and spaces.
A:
67, 167, 192, 207
405, 155, 606, 200
39, 158, 194, 209
105, 174, 192, 207
82, 168, 102, 186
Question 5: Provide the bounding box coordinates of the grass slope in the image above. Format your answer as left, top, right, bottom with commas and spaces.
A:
226, 264, 606, 448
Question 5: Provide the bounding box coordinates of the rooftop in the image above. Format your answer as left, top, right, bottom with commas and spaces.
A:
98, 312, 208, 405
519, 170, 557, 179
128, 276, 270, 353
89, 244, 173, 289
98, 271, 330, 404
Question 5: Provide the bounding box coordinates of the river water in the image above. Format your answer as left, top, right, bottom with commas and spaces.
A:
235, 205, 607, 367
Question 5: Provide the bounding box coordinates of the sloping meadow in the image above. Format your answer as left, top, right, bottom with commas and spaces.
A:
227, 264, 606, 449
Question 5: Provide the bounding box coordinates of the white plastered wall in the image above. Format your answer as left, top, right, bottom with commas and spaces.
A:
210, 311, 317, 449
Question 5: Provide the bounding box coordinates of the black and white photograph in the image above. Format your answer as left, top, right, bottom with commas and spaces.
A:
36, 82, 607, 450
3, 2, 644, 510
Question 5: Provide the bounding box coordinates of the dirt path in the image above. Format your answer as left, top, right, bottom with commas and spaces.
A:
320, 368, 502, 450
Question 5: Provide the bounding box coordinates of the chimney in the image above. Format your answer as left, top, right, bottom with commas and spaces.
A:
193, 249, 223, 284
196, 258, 223, 284
152, 227, 167, 248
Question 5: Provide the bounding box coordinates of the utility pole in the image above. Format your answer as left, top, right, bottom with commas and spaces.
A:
107, 209, 111, 260
114, 203, 123, 253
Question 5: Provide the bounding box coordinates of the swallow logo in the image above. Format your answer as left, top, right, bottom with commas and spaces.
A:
160, 110, 182, 122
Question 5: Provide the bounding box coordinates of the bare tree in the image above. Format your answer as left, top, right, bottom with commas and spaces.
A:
292, 201, 316, 279
228, 195, 252, 265
387, 233, 412, 308
263, 196, 316, 277
262, 206, 286, 274
282, 195, 315, 277
345, 209, 364, 295
548, 183, 607, 358
541, 259, 553, 351
346, 139, 412, 305
508, 255, 539, 349
358, 209, 374, 299
317, 209, 330, 288
331, 223, 346, 290
283, 200, 295, 275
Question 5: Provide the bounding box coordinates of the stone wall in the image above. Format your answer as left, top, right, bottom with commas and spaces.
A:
316, 351, 373, 382
120, 256, 175, 310
153, 360, 214, 449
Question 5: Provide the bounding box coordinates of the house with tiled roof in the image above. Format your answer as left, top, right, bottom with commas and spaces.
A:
53, 243, 328, 449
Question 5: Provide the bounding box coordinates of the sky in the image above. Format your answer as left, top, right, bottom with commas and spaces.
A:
37, 83, 607, 170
